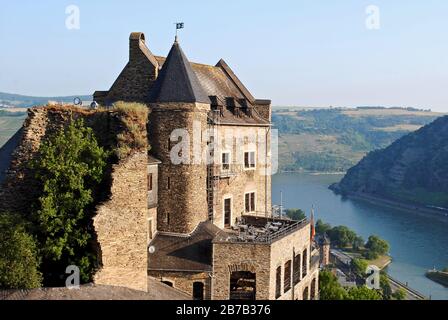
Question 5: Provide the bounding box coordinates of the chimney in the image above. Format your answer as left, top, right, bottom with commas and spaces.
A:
129, 32, 146, 61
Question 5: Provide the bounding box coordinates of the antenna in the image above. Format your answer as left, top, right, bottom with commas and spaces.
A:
280, 191, 283, 218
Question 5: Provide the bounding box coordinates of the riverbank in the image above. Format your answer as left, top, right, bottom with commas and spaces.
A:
329, 184, 448, 222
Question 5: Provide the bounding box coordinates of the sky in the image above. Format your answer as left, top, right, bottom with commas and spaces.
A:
1, 0, 448, 111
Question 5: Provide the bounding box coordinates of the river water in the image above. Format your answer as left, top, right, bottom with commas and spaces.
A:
272, 172, 448, 300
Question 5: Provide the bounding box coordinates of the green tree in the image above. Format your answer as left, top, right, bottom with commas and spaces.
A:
391, 288, 406, 300
365, 235, 390, 259
351, 258, 368, 277
318, 270, 348, 300
31, 118, 109, 284
0, 212, 42, 289
315, 219, 332, 235
442, 267, 448, 273
327, 226, 357, 247
353, 236, 365, 250
285, 208, 306, 221
346, 286, 382, 300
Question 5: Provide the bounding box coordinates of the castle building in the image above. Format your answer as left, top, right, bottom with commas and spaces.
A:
94, 32, 319, 300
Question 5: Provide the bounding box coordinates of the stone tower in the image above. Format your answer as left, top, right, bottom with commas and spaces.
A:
148, 40, 210, 234
319, 234, 331, 266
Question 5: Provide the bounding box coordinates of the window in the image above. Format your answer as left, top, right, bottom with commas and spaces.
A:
193, 282, 204, 300
302, 248, 308, 277
275, 266, 281, 299
167, 177, 171, 190
148, 173, 153, 191
245, 192, 256, 213
293, 253, 301, 284
222, 152, 230, 171
224, 198, 232, 228
244, 151, 255, 169
148, 219, 153, 241
284, 260, 291, 293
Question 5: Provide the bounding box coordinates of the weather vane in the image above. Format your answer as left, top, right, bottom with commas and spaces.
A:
174, 22, 184, 42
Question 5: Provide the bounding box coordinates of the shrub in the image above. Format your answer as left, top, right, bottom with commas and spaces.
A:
365, 235, 390, 258
285, 208, 306, 221
0, 212, 42, 289
31, 118, 109, 284
112, 102, 149, 159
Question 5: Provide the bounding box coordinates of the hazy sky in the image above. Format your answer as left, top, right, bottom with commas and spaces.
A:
1, 0, 447, 111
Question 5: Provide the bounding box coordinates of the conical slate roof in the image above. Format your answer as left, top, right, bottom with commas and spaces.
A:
148, 41, 210, 104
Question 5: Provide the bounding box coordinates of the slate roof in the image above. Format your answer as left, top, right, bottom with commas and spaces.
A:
148, 221, 221, 272
154, 55, 270, 126
148, 41, 210, 104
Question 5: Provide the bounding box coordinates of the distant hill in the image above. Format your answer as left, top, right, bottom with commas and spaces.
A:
0, 92, 91, 108
333, 116, 448, 208
273, 107, 445, 172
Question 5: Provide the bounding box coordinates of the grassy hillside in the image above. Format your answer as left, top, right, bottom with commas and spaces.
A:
273, 107, 444, 172
0, 109, 26, 147
336, 115, 448, 208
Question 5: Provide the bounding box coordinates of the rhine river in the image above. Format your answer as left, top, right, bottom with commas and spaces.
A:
272, 173, 448, 300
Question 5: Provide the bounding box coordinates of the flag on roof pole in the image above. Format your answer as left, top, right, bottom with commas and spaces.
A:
310, 205, 316, 241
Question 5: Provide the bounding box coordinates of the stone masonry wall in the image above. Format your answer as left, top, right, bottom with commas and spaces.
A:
213, 125, 272, 229
270, 222, 319, 300
148, 271, 211, 300
148, 102, 210, 234
212, 242, 271, 300
0, 106, 113, 214
0, 105, 149, 292
94, 152, 149, 292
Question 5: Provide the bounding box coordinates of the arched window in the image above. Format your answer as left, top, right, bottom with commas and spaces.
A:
230, 271, 256, 300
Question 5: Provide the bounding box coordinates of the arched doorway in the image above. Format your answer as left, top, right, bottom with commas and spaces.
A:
193, 282, 204, 300
230, 271, 256, 300
303, 286, 309, 300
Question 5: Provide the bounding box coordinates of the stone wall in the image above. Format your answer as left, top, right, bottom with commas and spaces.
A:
0, 106, 114, 214
94, 152, 149, 292
148, 271, 211, 300
212, 222, 319, 300
212, 125, 272, 229
269, 222, 319, 300
212, 242, 271, 300
0, 105, 150, 292
148, 102, 210, 234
